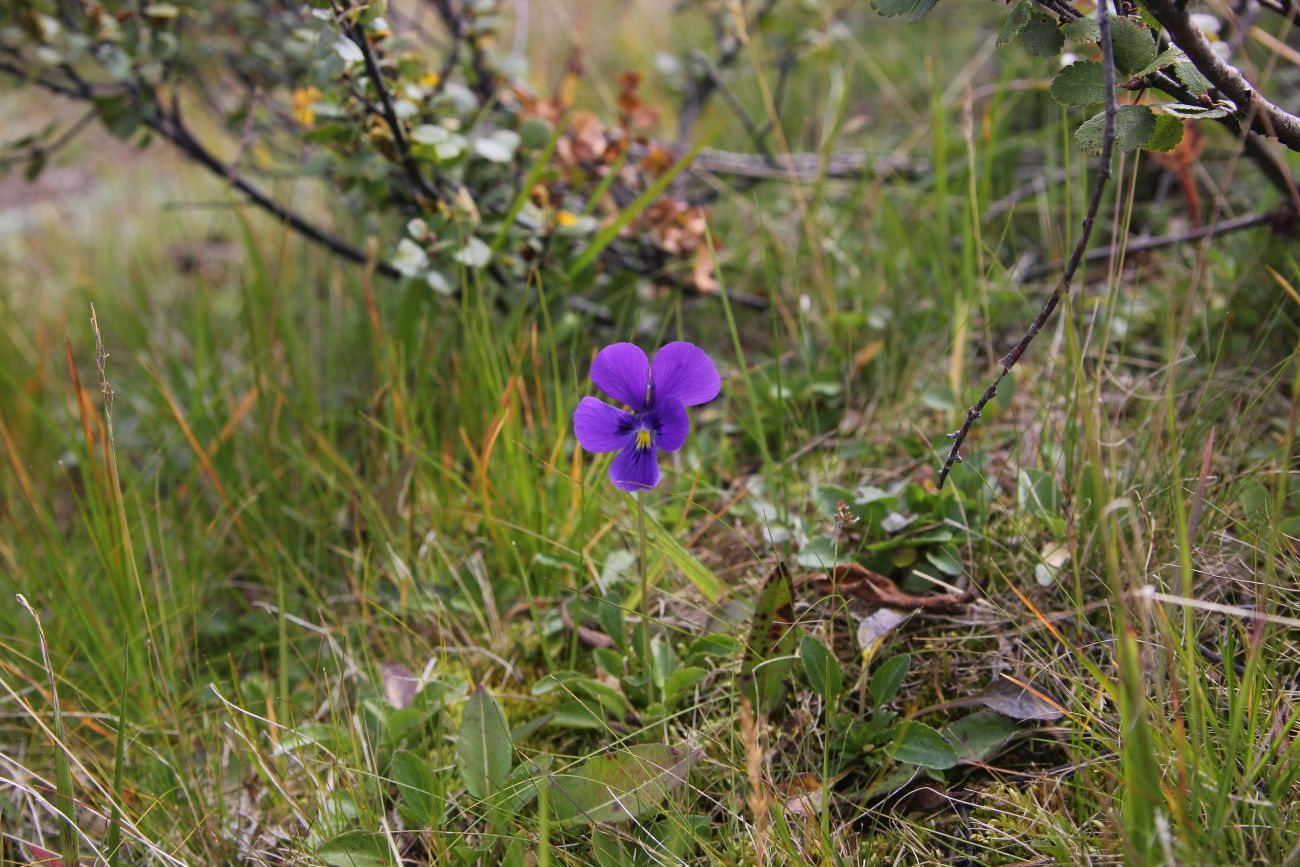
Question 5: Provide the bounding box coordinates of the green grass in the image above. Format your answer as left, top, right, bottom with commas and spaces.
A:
3, 3, 1300, 865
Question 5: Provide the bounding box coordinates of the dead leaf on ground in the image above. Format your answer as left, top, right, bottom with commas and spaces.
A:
856, 607, 912, 653
977, 680, 1064, 721
777, 770, 848, 818
380, 660, 419, 709
778, 773, 826, 818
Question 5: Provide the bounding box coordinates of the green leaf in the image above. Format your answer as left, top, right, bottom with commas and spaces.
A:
1240, 478, 1270, 517
1074, 104, 1152, 154
688, 634, 742, 660
663, 666, 709, 706
390, 750, 439, 829
592, 827, 633, 867
652, 636, 680, 688
799, 636, 842, 702
796, 534, 853, 568
550, 744, 699, 824
1111, 16, 1156, 77
894, 721, 958, 769
871, 0, 938, 22
550, 699, 607, 730
1020, 13, 1064, 57
648, 515, 724, 601
1050, 61, 1106, 107
457, 685, 512, 800
942, 712, 1020, 763
519, 117, 553, 150
1135, 46, 1184, 78
1119, 628, 1162, 863
24, 151, 47, 183
740, 563, 799, 714
870, 653, 911, 707
1174, 61, 1211, 95
499, 754, 552, 814
318, 831, 393, 867
1062, 16, 1101, 43
1145, 115, 1184, 152
924, 546, 963, 576
93, 96, 140, 140
997, 1, 1033, 47
1018, 467, 1066, 517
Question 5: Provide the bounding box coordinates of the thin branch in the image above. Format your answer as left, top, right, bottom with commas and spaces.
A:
0, 57, 395, 279
1144, 0, 1300, 153
157, 108, 402, 279
675, 0, 780, 145
0, 108, 96, 172
938, 0, 1119, 489
425, 0, 496, 104
686, 48, 779, 168
645, 143, 925, 182
338, 9, 442, 207
1018, 209, 1289, 281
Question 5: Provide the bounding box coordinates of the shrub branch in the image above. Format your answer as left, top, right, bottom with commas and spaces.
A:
937, 0, 1119, 489
1143, 0, 1300, 153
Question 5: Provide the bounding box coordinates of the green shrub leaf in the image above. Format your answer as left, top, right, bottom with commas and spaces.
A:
1174, 60, 1211, 94
1020, 13, 1064, 57
1074, 104, 1156, 154
997, 2, 1033, 47
1050, 61, 1106, 107
1145, 115, 1185, 152
1111, 16, 1156, 76
1062, 16, 1101, 43
871, 0, 939, 22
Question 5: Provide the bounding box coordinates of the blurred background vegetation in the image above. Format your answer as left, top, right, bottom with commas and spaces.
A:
2, 0, 1299, 864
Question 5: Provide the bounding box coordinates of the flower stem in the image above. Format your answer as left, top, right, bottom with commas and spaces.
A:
637, 490, 654, 702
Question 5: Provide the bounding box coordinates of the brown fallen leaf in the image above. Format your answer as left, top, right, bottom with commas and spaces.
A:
808, 563, 974, 613
560, 602, 617, 649
379, 660, 419, 709
977, 679, 1065, 722
776, 770, 849, 818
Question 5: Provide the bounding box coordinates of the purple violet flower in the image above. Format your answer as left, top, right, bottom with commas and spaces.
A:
573, 341, 721, 492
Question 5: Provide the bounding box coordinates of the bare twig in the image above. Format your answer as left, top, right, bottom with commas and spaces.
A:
157, 106, 402, 279
686, 48, 779, 168
425, 0, 495, 103
1018, 208, 1290, 281
0, 108, 96, 172
675, 0, 780, 145
938, 0, 1119, 488
0, 58, 400, 279
639, 142, 924, 182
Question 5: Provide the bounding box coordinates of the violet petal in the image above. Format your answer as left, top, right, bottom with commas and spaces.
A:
590, 343, 650, 409
651, 341, 720, 407
651, 394, 690, 452
573, 397, 636, 453
609, 445, 660, 492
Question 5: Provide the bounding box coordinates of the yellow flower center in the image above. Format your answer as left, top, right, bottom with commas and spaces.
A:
636, 429, 653, 449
